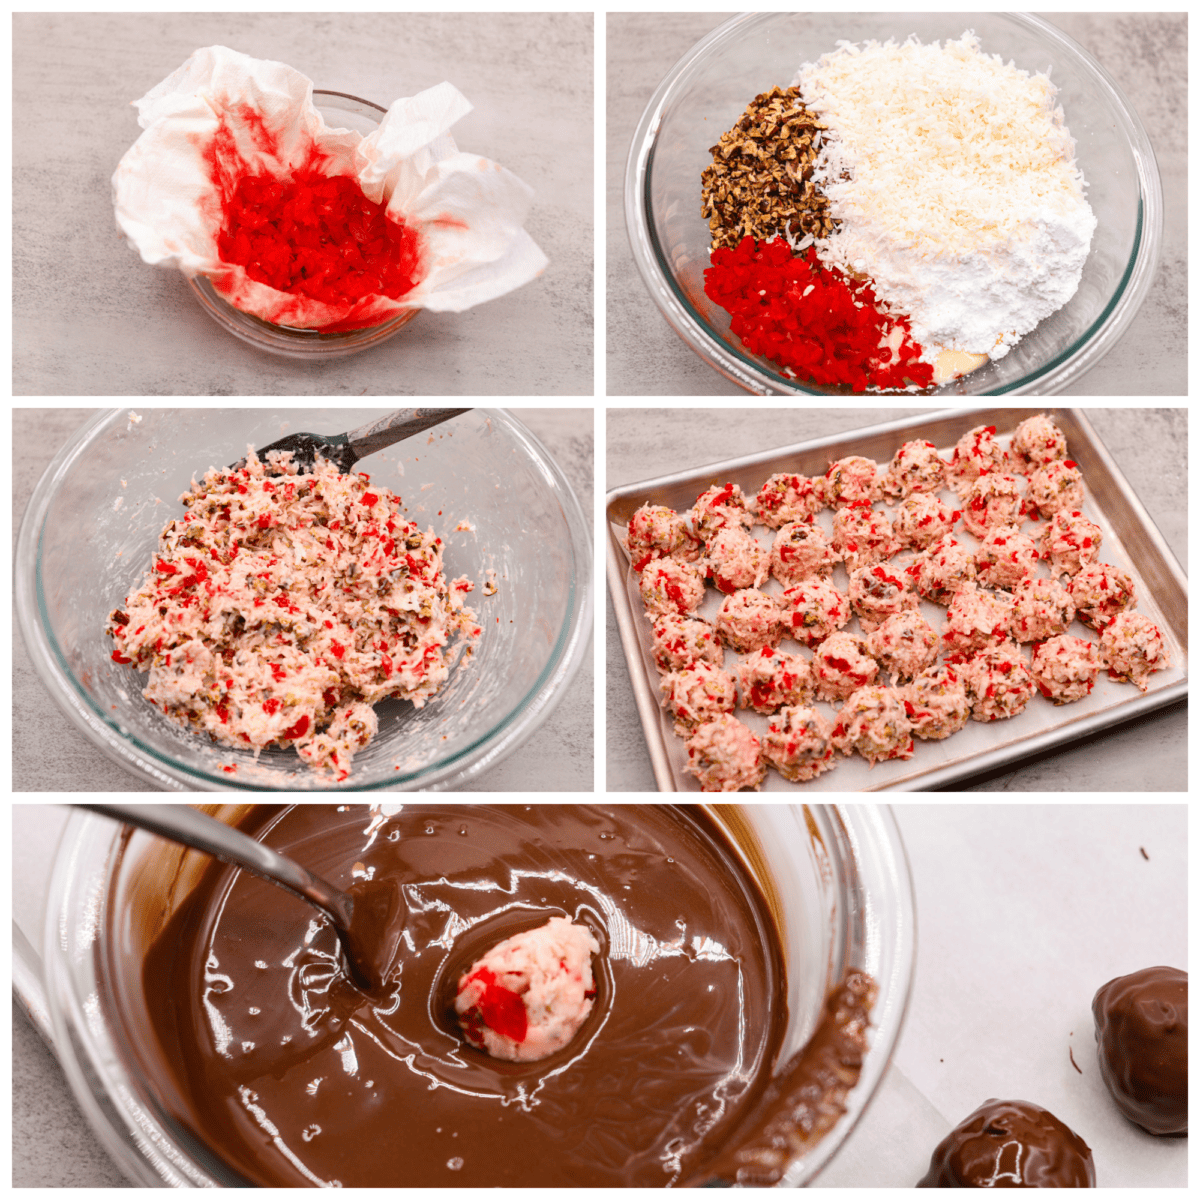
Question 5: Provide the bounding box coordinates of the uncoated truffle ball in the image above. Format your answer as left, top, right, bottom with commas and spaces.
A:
1092, 966, 1187, 1136
917, 1098, 1095, 1187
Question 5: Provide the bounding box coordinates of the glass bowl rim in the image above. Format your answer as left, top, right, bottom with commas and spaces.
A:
624, 11, 1164, 396
771, 803, 916, 1185
14, 407, 593, 792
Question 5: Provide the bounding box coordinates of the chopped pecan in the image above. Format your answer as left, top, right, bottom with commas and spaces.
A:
700, 86, 839, 253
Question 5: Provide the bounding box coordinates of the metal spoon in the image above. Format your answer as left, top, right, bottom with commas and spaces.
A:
230, 407, 470, 474
75, 804, 382, 989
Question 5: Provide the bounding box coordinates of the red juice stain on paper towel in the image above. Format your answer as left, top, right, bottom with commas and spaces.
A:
198, 103, 423, 328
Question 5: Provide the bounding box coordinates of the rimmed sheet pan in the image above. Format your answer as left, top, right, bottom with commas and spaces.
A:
606, 408, 1187, 792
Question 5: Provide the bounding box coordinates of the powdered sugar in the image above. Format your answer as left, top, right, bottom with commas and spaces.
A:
795, 33, 1097, 359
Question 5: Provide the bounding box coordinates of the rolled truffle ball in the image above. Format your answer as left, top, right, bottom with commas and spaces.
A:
1039, 510, 1102, 578
975, 526, 1039, 591
821, 455, 879, 507
915, 535, 978, 606
832, 502, 900, 571
715, 588, 784, 653
903, 663, 970, 741
954, 641, 1035, 722
1030, 634, 1101, 704
961, 472, 1027, 539
639, 557, 706, 617
1068, 562, 1136, 630
626, 503, 701, 566
1092, 966, 1187, 1136
813, 631, 879, 703
753, 472, 823, 528
769, 520, 837, 587
762, 705, 836, 782
882, 438, 946, 500
917, 1098, 1095, 1187
832, 685, 914, 767
735, 645, 814, 715
867, 609, 939, 684
1100, 612, 1170, 693
684, 713, 765, 792
456, 917, 600, 1063
948, 424, 1010, 497
778, 578, 851, 648
1011, 413, 1069, 473
894, 492, 960, 551
660, 661, 737, 734
849, 561, 919, 634
1010, 576, 1075, 643
692, 482, 754, 539
1026, 460, 1085, 519
705, 526, 769, 594
650, 614, 723, 674
941, 582, 1015, 656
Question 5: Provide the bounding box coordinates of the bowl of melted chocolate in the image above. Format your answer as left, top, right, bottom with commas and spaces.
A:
43, 804, 914, 1187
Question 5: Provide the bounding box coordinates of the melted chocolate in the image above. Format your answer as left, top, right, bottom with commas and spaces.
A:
1092, 965, 1187, 1136
917, 1099, 1095, 1187
134, 805, 789, 1187
339, 874, 403, 990
697, 969, 876, 1186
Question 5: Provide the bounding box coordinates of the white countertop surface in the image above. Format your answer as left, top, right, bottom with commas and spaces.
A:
14, 12, 593, 396
13, 407, 594, 793
606, 12, 1187, 396
13, 803, 1187, 1186
606, 407, 1187, 793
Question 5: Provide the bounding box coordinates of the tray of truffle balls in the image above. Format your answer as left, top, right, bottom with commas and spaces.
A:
606, 409, 1187, 792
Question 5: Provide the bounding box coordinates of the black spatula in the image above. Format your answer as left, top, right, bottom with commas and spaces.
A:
232, 408, 469, 474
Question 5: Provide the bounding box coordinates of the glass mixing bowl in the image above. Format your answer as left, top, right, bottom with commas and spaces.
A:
14, 409, 591, 790
41, 803, 915, 1186
625, 13, 1163, 396
185, 91, 419, 360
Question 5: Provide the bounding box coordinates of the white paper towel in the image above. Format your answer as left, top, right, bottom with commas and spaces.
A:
112, 46, 548, 330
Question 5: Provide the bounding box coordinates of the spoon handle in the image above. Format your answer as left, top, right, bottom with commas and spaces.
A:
346, 408, 470, 462
74, 804, 354, 930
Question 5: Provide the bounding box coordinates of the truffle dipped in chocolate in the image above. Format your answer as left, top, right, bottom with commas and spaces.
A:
917, 1098, 1095, 1187
1092, 965, 1187, 1136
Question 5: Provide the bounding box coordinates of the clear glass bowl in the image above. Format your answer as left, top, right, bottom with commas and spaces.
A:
625, 13, 1163, 396
42, 803, 915, 1186
14, 409, 592, 791
186, 91, 419, 359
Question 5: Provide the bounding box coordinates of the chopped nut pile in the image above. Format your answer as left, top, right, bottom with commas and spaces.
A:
701, 86, 838, 254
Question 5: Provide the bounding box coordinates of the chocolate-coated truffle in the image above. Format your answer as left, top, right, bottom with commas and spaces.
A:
1092, 965, 1187, 1136
917, 1098, 1095, 1187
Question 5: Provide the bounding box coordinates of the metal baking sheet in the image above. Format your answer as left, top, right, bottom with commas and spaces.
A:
606, 409, 1188, 792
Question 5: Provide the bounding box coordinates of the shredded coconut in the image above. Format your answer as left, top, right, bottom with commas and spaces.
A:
795, 33, 1097, 359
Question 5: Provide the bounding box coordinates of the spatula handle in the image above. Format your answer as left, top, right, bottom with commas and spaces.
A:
347, 408, 471, 462
73, 804, 355, 931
